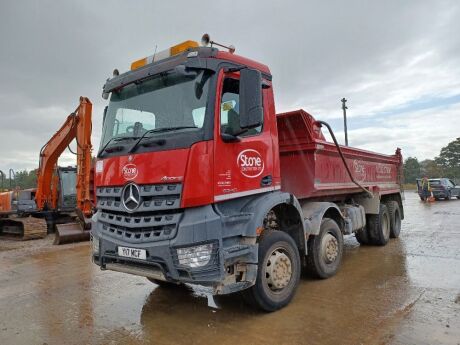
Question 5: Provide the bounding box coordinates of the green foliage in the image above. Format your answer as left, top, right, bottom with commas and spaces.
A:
403, 137, 460, 182
420, 159, 443, 178
1, 170, 38, 190
403, 157, 421, 184
436, 137, 460, 179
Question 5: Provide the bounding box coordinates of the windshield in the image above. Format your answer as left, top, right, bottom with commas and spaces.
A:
60, 170, 77, 196
100, 69, 211, 148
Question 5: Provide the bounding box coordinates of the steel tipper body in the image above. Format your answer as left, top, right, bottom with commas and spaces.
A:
92, 40, 404, 311
278, 110, 403, 199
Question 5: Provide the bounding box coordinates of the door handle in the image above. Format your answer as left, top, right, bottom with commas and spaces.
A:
261, 175, 272, 187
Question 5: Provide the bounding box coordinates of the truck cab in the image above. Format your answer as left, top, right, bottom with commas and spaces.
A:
92, 39, 404, 311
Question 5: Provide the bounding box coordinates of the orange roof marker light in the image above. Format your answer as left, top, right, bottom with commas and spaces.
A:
130, 40, 199, 71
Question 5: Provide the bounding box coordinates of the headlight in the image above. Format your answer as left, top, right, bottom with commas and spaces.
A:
91, 234, 99, 254
177, 243, 213, 268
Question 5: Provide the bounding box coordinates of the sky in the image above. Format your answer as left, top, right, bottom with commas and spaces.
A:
1, 0, 459, 173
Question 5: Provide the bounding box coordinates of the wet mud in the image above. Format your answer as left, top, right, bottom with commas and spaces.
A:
1, 192, 459, 344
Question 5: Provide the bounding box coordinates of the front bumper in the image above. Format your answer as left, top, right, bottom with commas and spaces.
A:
92, 204, 258, 294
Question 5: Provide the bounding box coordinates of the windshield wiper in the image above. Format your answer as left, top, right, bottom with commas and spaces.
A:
128, 126, 197, 153
98, 136, 138, 156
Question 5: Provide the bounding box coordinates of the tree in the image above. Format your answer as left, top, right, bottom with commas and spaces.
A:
403, 157, 421, 184
1, 169, 38, 190
420, 159, 443, 178
435, 137, 460, 179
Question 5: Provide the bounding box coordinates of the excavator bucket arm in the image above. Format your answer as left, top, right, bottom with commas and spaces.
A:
34, 97, 93, 245
35, 97, 93, 213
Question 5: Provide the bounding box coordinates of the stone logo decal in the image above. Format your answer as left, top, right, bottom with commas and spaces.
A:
353, 160, 366, 182
237, 149, 264, 178
122, 163, 138, 180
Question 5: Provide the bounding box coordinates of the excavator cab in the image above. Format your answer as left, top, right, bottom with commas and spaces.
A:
1, 97, 93, 243
57, 167, 77, 212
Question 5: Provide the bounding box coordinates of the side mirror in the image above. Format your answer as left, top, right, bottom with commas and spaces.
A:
239, 68, 263, 129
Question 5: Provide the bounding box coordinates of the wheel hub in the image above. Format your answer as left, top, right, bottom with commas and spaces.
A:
265, 250, 292, 290
321, 233, 338, 263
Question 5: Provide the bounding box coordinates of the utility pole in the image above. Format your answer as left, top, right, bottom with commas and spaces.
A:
341, 98, 348, 146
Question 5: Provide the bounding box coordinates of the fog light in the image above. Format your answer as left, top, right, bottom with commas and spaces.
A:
177, 243, 213, 268
91, 234, 99, 254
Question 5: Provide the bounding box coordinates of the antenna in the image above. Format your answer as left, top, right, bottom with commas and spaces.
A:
153, 44, 158, 61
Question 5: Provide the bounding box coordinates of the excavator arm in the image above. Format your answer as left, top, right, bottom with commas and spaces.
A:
35, 97, 93, 216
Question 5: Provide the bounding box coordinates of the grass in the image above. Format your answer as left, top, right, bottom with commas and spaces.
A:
403, 183, 417, 191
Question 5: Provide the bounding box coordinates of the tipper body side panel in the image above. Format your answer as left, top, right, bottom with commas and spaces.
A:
277, 110, 403, 199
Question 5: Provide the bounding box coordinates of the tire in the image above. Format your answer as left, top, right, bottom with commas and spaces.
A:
367, 204, 391, 246
355, 226, 371, 245
445, 191, 451, 200
306, 218, 344, 279
386, 201, 402, 238
244, 230, 301, 312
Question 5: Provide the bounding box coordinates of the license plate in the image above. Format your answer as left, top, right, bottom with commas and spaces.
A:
118, 246, 147, 260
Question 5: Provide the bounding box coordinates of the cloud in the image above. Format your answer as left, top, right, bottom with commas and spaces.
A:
0, 0, 459, 173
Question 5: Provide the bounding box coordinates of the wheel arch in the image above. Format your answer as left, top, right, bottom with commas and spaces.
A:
240, 191, 306, 254
300, 201, 346, 237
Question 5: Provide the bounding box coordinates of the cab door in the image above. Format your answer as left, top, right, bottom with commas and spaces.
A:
213, 70, 275, 202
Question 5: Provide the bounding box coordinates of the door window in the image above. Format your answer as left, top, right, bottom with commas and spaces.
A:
220, 78, 262, 137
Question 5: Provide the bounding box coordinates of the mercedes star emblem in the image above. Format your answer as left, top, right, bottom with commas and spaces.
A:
122, 183, 141, 212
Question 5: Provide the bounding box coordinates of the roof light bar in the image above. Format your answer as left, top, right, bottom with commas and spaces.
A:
130, 40, 199, 71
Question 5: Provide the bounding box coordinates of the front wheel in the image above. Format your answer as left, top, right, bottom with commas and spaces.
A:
306, 218, 344, 278
244, 230, 301, 312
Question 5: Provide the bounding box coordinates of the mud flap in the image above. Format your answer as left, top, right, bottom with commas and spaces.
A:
54, 222, 90, 245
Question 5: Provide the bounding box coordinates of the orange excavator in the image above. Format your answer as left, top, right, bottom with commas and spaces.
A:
0, 97, 93, 244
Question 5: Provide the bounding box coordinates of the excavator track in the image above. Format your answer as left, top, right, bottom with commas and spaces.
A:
0, 215, 47, 240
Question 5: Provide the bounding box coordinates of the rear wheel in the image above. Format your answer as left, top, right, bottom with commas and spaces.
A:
367, 204, 390, 246
355, 226, 371, 245
386, 201, 401, 238
306, 218, 344, 278
244, 230, 301, 312
445, 191, 451, 200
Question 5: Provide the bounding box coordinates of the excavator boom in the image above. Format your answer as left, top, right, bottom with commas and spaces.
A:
35, 97, 93, 216
0, 97, 94, 243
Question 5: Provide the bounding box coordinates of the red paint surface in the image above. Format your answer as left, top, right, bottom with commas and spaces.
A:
212, 70, 279, 201
95, 149, 188, 186
277, 110, 403, 199
95, 54, 402, 209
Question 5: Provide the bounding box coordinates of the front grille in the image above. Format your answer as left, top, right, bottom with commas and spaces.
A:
96, 183, 182, 243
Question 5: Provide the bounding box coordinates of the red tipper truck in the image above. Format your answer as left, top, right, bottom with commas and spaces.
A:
92, 39, 404, 311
